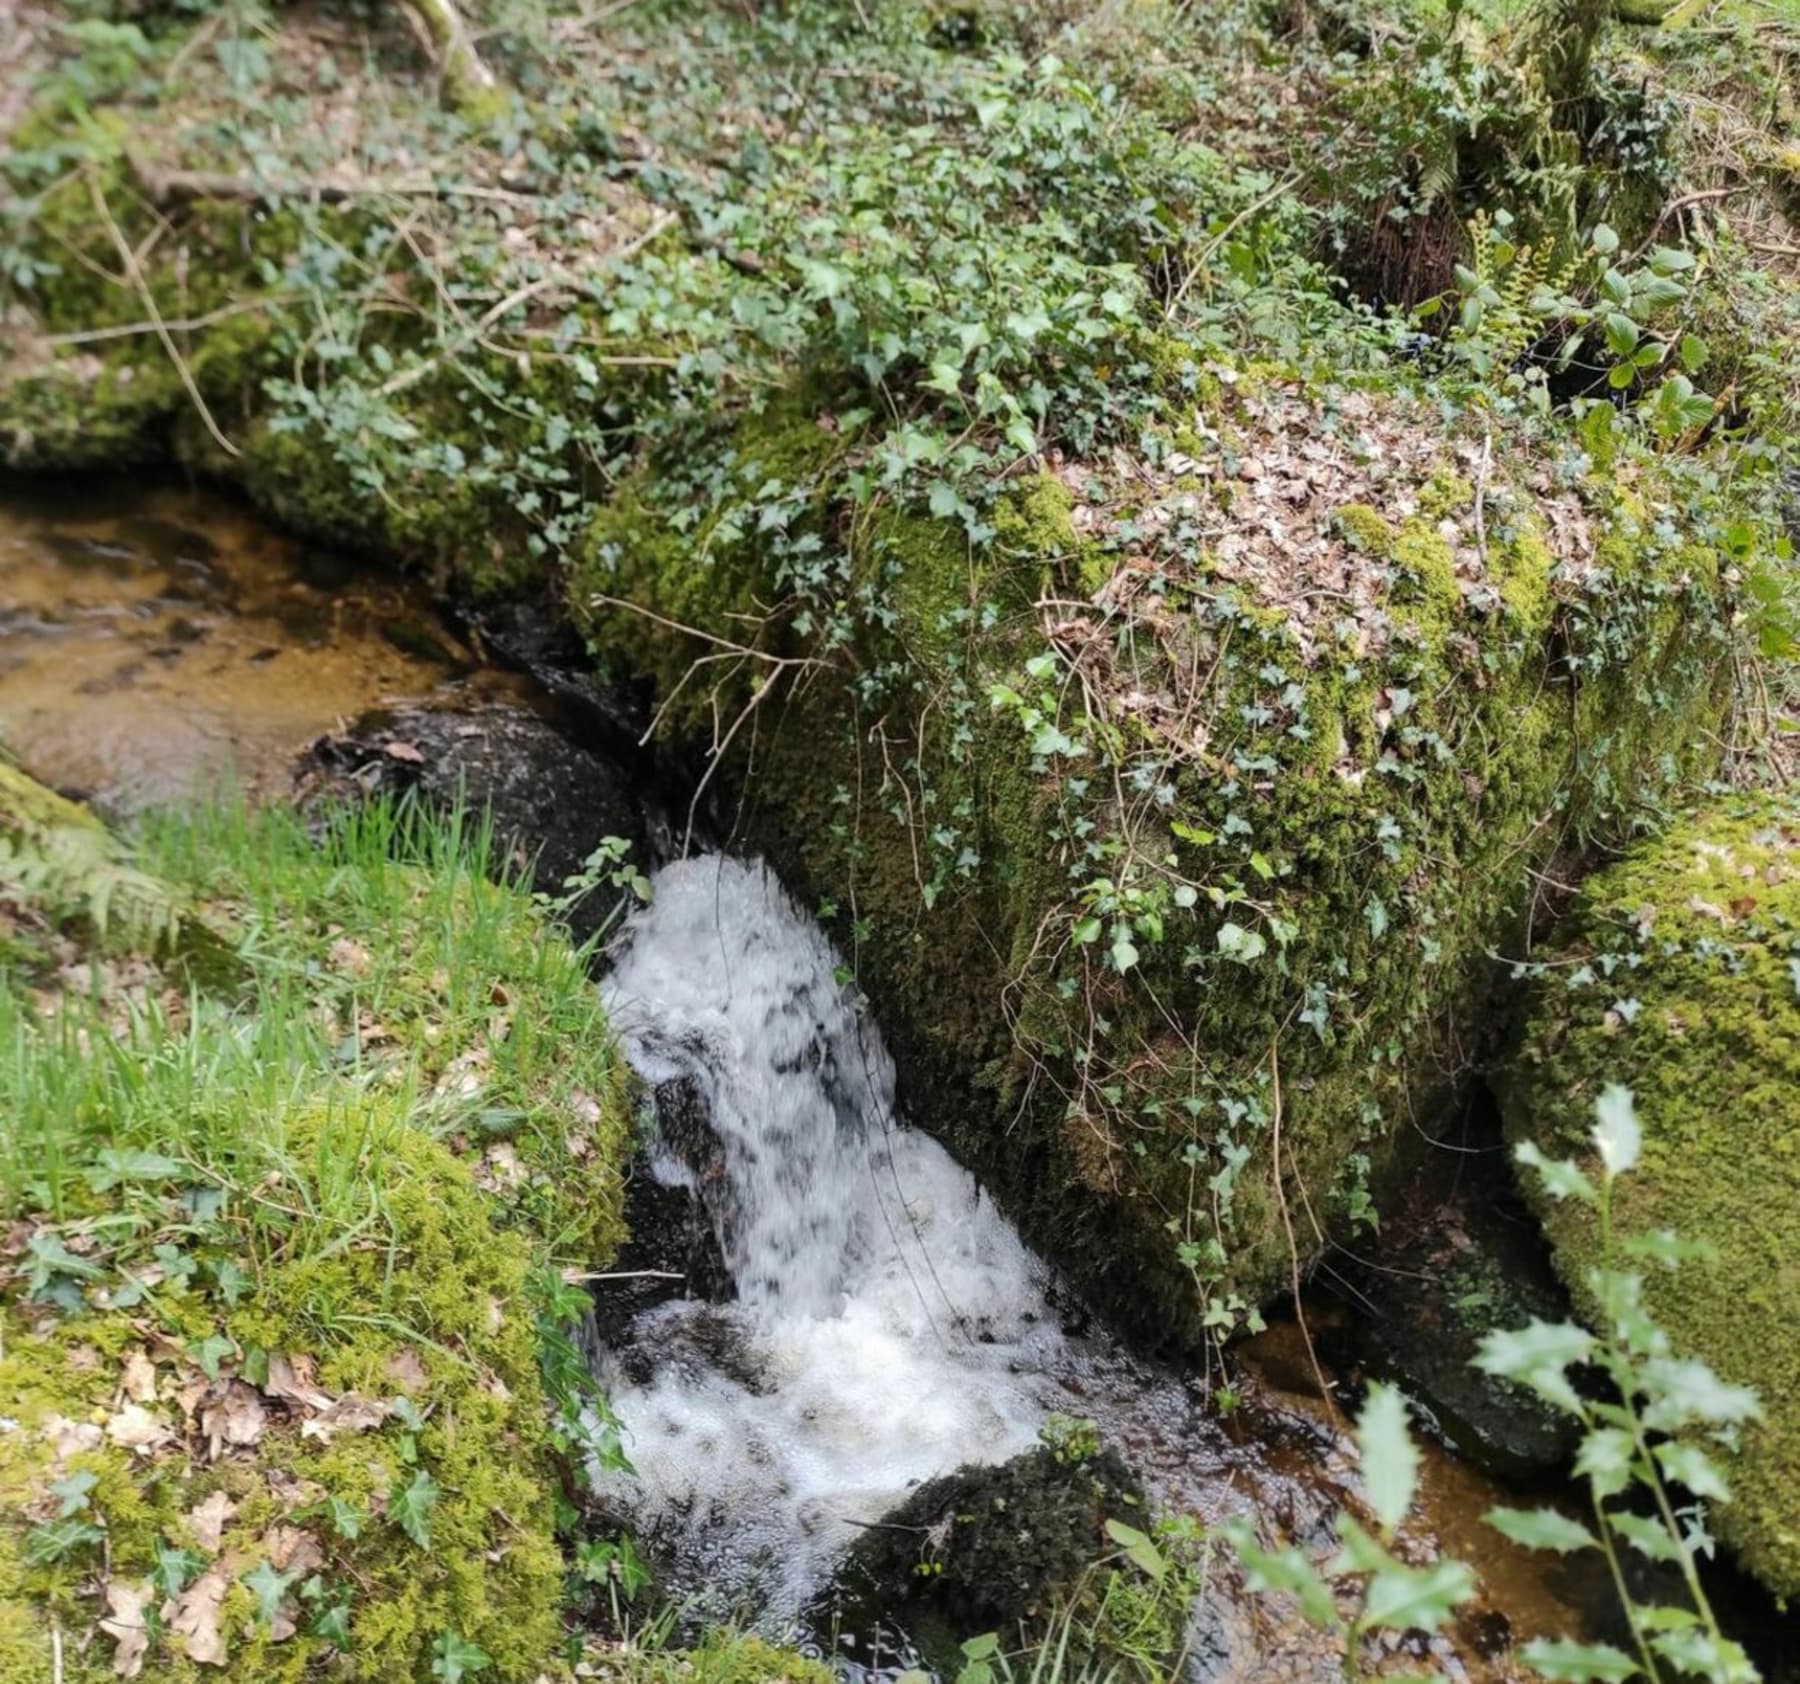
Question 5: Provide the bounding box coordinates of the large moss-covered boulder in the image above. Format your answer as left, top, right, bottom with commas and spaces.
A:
1498, 792, 1800, 1596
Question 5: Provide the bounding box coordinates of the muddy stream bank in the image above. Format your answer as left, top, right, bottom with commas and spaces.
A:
0, 475, 1784, 1683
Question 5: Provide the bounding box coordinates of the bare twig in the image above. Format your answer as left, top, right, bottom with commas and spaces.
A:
86, 173, 240, 459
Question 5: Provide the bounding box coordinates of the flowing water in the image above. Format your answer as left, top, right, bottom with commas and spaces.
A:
592, 856, 1591, 1682
0, 475, 521, 808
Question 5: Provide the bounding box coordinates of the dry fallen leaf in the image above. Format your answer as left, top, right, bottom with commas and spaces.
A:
327, 938, 373, 976
263, 1353, 333, 1414
168, 1566, 230, 1666
199, 1382, 265, 1458
106, 1403, 174, 1454
187, 1490, 237, 1554
43, 1414, 104, 1459
263, 1523, 324, 1576
300, 1394, 389, 1442
120, 1348, 158, 1406
385, 1347, 428, 1394
99, 1579, 152, 1679
384, 738, 426, 764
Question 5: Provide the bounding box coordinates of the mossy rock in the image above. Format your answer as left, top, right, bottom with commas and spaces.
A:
829, 1443, 1151, 1647
1498, 792, 1800, 1597
0, 0, 1763, 1348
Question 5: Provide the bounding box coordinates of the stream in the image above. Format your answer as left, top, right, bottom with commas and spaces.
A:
0, 475, 1754, 1682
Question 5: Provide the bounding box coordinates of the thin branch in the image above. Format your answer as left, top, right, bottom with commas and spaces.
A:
86, 172, 240, 460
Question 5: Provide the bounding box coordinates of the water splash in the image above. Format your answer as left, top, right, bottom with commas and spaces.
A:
593, 856, 1068, 1615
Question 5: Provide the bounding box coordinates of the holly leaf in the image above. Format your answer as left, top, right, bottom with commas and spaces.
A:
1356, 1383, 1420, 1536
1574, 1427, 1637, 1501
1592, 1085, 1641, 1176
1484, 1507, 1595, 1554
1474, 1320, 1592, 1413
1518, 1638, 1638, 1681
1360, 1559, 1476, 1633
1514, 1141, 1597, 1206
1607, 1510, 1680, 1565
1222, 1520, 1336, 1629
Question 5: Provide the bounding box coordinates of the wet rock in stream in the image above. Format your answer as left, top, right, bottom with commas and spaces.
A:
303, 692, 648, 942
826, 1443, 1153, 1653
1326, 1122, 1578, 1482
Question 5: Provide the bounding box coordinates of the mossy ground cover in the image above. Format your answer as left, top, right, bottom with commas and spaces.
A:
0, 776, 661, 1679
1499, 792, 1800, 1599
0, 0, 1795, 1347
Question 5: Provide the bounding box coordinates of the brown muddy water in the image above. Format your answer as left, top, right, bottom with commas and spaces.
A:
0, 474, 1775, 1683
0, 475, 534, 810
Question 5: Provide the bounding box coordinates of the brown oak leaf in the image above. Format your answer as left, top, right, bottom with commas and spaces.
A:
168, 1567, 230, 1666
187, 1490, 237, 1554
99, 1579, 152, 1678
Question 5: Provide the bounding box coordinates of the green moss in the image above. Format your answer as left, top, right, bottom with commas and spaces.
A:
1, 793, 640, 1679
1334, 502, 1396, 554
1499, 791, 1800, 1598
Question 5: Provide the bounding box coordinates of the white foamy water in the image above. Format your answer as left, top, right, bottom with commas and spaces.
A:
592, 856, 1073, 1616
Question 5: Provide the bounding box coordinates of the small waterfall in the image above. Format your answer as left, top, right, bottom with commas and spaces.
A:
592, 856, 1071, 1616
585, 857, 1573, 1684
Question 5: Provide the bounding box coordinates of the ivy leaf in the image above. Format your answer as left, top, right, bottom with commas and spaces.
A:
241, 1559, 298, 1629
312, 1599, 353, 1650
326, 1496, 364, 1541
1591, 1085, 1641, 1176
1359, 1559, 1476, 1633
50, 1469, 98, 1518
1518, 1638, 1638, 1681
431, 1631, 493, 1682
1216, 922, 1267, 964
1104, 1518, 1167, 1581
154, 1543, 206, 1600
189, 1334, 238, 1381
393, 1469, 440, 1550
1484, 1506, 1595, 1554
1356, 1383, 1419, 1536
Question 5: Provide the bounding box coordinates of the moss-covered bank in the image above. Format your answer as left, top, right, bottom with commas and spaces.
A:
0, 776, 643, 1679
1, 0, 1790, 1342
1498, 793, 1800, 1598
